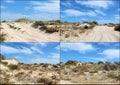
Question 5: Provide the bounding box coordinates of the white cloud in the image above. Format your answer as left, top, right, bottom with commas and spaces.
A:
82, 56, 106, 61
1, 45, 33, 54
5, 0, 14, 3
31, 58, 59, 64
63, 9, 96, 17
95, 10, 106, 16
55, 45, 60, 51
114, 15, 119, 21
51, 53, 60, 59
31, 47, 43, 54
99, 49, 119, 59
31, 0, 60, 13
1, 12, 59, 21
61, 1, 72, 7
75, 0, 113, 9
61, 43, 95, 53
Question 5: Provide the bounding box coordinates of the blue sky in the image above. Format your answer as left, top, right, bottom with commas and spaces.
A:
61, 0, 120, 24
1, 0, 60, 21
61, 43, 120, 63
1, 42, 60, 64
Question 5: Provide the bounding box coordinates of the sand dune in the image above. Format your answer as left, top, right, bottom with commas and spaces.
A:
61, 25, 119, 42
1, 22, 59, 42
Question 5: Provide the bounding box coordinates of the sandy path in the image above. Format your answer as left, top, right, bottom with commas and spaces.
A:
85, 26, 119, 42
60, 80, 75, 84
61, 26, 119, 42
1, 23, 59, 42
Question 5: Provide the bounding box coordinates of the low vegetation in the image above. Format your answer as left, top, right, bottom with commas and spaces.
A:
0, 55, 60, 84
114, 24, 120, 32
32, 20, 60, 33
0, 33, 6, 42
14, 18, 33, 23
61, 60, 120, 84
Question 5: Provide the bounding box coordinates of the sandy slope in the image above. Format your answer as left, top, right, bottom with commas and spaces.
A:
60, 80, 74, 84
1, 22, 59, 42
61, 26, 119, 42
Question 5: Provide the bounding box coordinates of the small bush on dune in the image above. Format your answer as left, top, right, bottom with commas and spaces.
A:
8, 64, 18, 70
107, 23, 115, 27
92, 21, 98, 25
0, 33, 6, 42
32, 21, 44, 28
46, 27, 59, 33
0, 27, 3, 30
15, 18, 32, 23
65, 60, 77, 65
2, 62, 8, 65
2, 20, 6, 23
65, 34, 70, 38
114, 24, 120, 31
84, 25, 88, 29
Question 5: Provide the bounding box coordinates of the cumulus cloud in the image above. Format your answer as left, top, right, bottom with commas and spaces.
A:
63, 9, 97, 17
75, 0, 113, 9
61, 43, 95, 53
31, 0, 59, 13
99, 49, 119, 59
1, 45, 33, 54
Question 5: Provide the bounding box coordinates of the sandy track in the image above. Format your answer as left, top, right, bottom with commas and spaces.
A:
61, 26, 119, 42
1, 23, 60, 42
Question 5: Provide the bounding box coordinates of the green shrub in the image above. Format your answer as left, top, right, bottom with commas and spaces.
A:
32, 21, 44, 28
8, 64, 18, 70
92, 21, 98, 25
0, 33, 6, 42
84, 25, 88, 29
15, 18, 31, 22
114, 25, 120, 31
2, 62, 8, 65
46, 27, 59, 33
65, 60, 77, 65
65, 34, 70, 38
0, 27, 3, 30
15, 72, 24, 77
108, 23, 115, 27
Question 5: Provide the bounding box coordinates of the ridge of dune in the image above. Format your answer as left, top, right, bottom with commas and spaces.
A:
1, 22, 59, 42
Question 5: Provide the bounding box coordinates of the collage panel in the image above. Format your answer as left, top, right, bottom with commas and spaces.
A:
60, 42, 120, 84
0, 0, 60, 42
0, 42, 60, 84
60, 0, 120, 42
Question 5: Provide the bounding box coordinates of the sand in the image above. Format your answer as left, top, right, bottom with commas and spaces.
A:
61, 25, 119, 42
1, 22, 59, 42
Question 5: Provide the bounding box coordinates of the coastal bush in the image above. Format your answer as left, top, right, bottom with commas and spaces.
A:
32, 21, 44, 28
8, 64, 18, 70
114, 24, 120, 31
65, 34, 70, 38
15, 18, 32, 23
0, 33, 6, 42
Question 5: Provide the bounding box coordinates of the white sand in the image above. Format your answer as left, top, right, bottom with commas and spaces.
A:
1, 22, 59, 42
61, 25, 119, 42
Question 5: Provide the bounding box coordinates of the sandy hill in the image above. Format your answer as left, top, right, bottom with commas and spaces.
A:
60, 60, 120, 84
0, 21, 59, 42
0, 58, 60, 84
60, 22, 120, 42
